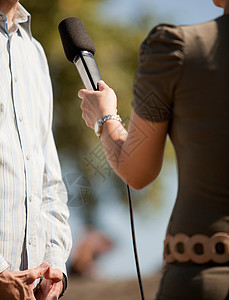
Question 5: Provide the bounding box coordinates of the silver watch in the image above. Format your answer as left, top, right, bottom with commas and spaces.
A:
94, 114, 125, 138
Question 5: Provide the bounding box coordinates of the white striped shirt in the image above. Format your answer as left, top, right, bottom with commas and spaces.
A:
0, 4, 72, 275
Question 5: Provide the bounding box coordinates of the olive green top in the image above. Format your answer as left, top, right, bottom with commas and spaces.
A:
132, 15, 229, 237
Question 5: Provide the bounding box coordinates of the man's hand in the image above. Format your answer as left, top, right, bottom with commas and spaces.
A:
35, 269, 63, 300
0, 262, 50, 300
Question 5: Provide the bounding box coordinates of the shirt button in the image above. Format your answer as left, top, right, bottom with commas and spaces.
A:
19, 116, 23, 122
26, 155, 30, 161
28, 238, 32, 245
29, 196, 32, 202
14, 76, 18, 83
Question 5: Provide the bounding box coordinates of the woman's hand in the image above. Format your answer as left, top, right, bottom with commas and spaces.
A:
78, 81, 117, 129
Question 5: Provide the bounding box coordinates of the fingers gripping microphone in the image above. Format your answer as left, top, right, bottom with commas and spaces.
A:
58, 17, 102, 91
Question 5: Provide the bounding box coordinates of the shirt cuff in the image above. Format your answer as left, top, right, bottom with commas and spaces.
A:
44, 247, 67, 276
0, 255, 9, 273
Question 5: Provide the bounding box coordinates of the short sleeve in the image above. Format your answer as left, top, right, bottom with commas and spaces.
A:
132, 24, 184, 122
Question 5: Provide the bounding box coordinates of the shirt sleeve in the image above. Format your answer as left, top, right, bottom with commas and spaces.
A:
42, 128, 72, 276
132, 24, 184, 122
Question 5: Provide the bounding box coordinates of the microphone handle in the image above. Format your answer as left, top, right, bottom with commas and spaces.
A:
73, 51, 102, 91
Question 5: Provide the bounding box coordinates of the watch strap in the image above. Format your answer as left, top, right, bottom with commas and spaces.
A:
94, 114, 125, 138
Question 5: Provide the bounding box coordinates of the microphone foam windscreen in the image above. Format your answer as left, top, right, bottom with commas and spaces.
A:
58, 17, 96, 62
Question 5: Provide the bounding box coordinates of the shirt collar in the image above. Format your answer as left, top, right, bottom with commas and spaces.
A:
0, 3, 32, 39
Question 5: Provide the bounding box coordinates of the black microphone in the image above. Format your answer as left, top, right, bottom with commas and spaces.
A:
58, 17, 102, 91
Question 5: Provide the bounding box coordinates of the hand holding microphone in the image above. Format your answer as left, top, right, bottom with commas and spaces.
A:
78, 81, 117, 129
58, 17, 123, 137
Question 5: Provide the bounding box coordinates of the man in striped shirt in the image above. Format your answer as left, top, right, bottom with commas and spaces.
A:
0, 1, 72, 299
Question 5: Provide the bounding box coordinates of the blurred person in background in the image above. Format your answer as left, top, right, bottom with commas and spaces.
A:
0, 0, 72, 299
69, 226, 113, 278
78, 0, 229, 299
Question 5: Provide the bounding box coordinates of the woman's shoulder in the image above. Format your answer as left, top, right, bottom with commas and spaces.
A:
138, 23, 185, 71
142, 19, 218, 50
140, 20, 220, 63
141, 23, 184, 51
138, 24, 185, 67
149, 23, 183, 39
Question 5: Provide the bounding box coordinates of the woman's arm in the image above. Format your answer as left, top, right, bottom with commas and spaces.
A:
78, 81, 169, 189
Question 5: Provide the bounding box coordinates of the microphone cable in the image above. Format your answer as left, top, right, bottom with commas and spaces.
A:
126, 184, 145, 300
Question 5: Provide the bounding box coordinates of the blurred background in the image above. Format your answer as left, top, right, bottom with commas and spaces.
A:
20, 0, 223, 297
